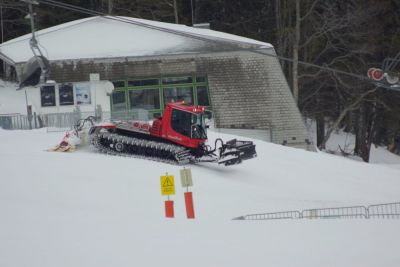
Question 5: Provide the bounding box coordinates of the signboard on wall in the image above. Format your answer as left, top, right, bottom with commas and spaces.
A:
75, 84, 91, 105
59, 84, 74, 105
40, 85, 56, 107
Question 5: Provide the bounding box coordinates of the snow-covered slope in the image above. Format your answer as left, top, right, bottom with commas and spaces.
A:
0, 128, 400, 267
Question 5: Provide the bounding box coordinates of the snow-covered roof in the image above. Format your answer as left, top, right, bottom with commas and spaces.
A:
0, 16, 272, 63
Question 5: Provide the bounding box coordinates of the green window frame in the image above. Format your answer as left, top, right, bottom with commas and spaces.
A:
163, 86, 194, 106
128, 88, 161, 110
112, 80, 126, 89
110, 75, 211, 118
128, 78, 159, 87
111, 90, 127, 111
195, 85, 210, 106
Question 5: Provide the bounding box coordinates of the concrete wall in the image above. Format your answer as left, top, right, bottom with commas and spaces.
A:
40, 49, 313, 150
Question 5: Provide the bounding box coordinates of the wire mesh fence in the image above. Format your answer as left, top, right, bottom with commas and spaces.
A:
233, 202, 400, 220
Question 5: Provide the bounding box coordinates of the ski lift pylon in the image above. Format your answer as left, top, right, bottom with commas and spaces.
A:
18, 0, 50, 89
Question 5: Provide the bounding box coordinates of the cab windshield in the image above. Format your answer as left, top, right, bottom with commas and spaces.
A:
171, 109, 207, 139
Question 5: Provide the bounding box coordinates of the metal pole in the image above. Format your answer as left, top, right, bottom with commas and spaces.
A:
34, 112, 37, 128
28, 4, 35, 39
25, 89, 32, 129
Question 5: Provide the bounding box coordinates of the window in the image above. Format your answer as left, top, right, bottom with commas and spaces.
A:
162, 76, 193, 85
129, 88, 160, 110
40, 85, 56, 107
128, 79, 159, 87
196, 76, 206, 83
109, 75, 209, 113
163, 87, 193, 106
111, 91, 126, 111
112, 81, 125, 88
196, 86, 210, 106
59, 84, 74, 105
170, 109, 207, 139
191, 113, 207, 139
171, 109, 192, 137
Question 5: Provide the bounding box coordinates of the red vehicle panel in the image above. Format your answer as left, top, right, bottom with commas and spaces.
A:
150, 102, 207, 149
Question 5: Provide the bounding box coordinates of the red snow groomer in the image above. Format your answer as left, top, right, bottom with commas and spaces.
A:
88, 102, 257, 166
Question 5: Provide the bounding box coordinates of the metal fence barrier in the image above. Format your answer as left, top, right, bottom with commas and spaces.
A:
368, 202, 400, 219
233, 211, 301, 220
0, 108, 157, 131
43, 112, 82, 132
0, 114, 40, 130
302, 206, 368, 219
233, 202, 400, 220
42, 109, 156, 130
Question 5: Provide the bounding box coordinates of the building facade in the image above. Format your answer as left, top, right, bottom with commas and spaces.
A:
0, 16, 313, 150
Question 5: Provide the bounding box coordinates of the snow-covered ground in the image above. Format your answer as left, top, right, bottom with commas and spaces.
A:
2, 79, 400, 266
325, 130, 400, 168
1, 127, 400, 267
306, 119, 400, 167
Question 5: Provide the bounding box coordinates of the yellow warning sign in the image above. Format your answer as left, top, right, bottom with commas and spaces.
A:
160, 175, 175, 196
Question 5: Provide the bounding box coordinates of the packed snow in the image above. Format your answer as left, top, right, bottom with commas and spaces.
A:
1, 126, 400, 267
1, 12, 399, 265
306, 119, 400, 167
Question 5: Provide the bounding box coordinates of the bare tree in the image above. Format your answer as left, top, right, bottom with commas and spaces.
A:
172, 0, 178, 24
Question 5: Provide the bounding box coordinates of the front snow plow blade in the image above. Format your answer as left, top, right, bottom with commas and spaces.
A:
218, 139, 257, 166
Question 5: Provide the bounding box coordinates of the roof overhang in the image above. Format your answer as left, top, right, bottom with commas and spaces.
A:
0, 16, 273, 64
0, 53, 16, 66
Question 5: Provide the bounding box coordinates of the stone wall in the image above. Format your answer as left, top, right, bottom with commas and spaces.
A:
196, 50, 312, 149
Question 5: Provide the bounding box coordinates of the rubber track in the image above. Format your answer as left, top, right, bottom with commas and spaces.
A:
89, 132, 192, 165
